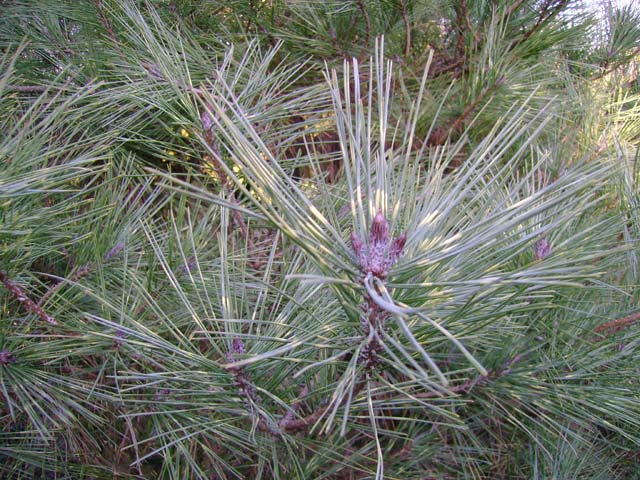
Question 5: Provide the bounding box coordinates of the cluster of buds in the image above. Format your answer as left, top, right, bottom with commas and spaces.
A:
104, 242, 125, 262
154, 388, 171, 402
534, 237, 552, 261
112, 329, 126, 350
351, 211, 406, 280
351, 211, 406, 369
226, 338, 247, 363
0, 349, 17, 365
179, 256, 197, 275
200, 107, 214, 134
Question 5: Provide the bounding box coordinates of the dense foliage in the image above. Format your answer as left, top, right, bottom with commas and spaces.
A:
1, 0, 639, 478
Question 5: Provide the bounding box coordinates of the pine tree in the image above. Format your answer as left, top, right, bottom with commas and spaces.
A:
1, 1, 639, 478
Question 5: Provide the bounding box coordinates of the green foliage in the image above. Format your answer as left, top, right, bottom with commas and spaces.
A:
1, 0, 639, 478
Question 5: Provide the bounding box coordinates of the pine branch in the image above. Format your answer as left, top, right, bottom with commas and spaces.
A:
279, 383, 310, 428
455, 0, 480, 47
37, 263, 92, 308
355, 0, 371, 48
278, 405, 326, 433
94, 0, 127, 62
415, 354, 523, 399
518, 0, 570, 44
4, 85, 49, 93
37, 242, 124, 308
593, 311, 640, 340
398, 0, 411, 57
427, 75, 505, 146
590, 46, 640, 81
504, 0, 527, 18
429, 57, 464, 78
328, 26, 344, 57
448, 75, 505, 135
0, 271, 57, 325
279, 382, 366, 434
199, 108, 262, 267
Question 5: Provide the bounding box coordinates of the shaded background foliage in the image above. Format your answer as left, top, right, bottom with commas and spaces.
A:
1, 0, 639, 478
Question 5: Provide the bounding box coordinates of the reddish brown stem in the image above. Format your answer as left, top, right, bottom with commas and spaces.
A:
355, 0, 371, 48
448, 76, 505, 136
427, 76, 505, 146
279, 384, 310, 428
278, 381, 366, 434
278, 406, 327, 433
456, 0, 480, 47
519, 0, 569, 44
94, 0, 127, 62
399, 0, 411, 57
593, 311, 640, 340
37, 263, 93, 308
429, 58, 465, 78
415, 375, 488, 399
415, 354, 522, 399
202, 138, 258, 261
505, 0, 526, 18
5, 85, 49, 93
329, 26, 342, 56
0, 271, 57, 325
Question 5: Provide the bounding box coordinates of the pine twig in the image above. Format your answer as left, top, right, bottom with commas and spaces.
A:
278, 381, 366, 434
399, 0, 411, 57
415, 374, 488, 399
505, 0, 526, 18
426, 75, 505, 146
37, 263, 93, 308
37, 242, 124, 308
200, 109, 263, 267
415, 354, 523, 399
204, 141, 256, 253
355, 0, 371, 48
518, 0, 569, 44
593, 311, 640, 340
0, 271, 57, 325
226, 338, 280, 436
456, 0, 480, 47
279, 384, 310, 428
429, 57, 464, 78
590, 46, 640, 82
329, 26, 343, 56
94, 0, 127, 62
5, 85, 49, 93
278, 406, 327, 433
448, 75, 505, 135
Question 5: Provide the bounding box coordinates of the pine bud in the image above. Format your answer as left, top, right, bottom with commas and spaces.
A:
226, 338, 246, 367
231, 338, 245, 355
112, 329, 126, 350
351, 231, 364, 258
369, 211, 390, 246
388, 232, 407, 264
534, 237, 552, 261
201, 108, 214, 132
350, 211, 406, 278
0, 349, 16, 365
104, 242, 125, 261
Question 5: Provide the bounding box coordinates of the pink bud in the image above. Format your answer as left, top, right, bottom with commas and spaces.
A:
389, 232, 407, 263
231, 338, 245, 354
369, 211, 389, 245
0, 349, 16, 365
201, 108, 214, 132
534, 237, 552, 261
351, 231, 364, 257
